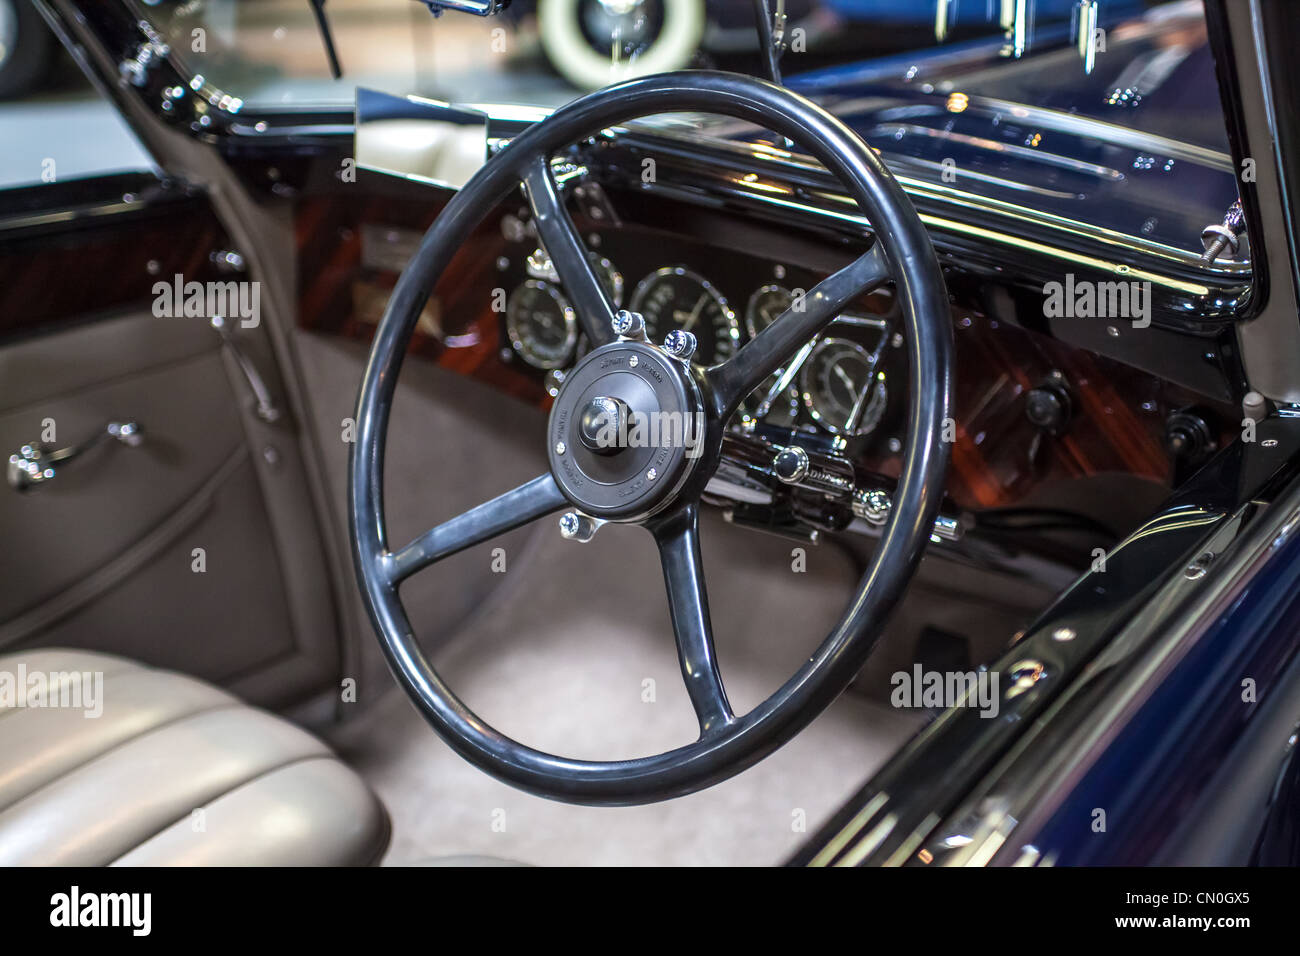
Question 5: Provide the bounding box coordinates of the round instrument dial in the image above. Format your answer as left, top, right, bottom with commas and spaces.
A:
745, 284, 794, 338
630, 267, 739, 365
801, 337, 888, 436
505, 280, 578, 369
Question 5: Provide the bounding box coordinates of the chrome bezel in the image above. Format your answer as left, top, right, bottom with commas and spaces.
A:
629, 265, 739, 364
744, 283, 793, 339
801, 336, 888, 437
505, 280, 579, 370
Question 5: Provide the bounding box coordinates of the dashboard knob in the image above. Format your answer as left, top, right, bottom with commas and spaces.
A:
1025, 375, 1073, 434
1164, 409, 1214, 462
772, 445, 810, 483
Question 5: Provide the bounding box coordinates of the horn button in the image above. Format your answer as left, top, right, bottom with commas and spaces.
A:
547, 341, 702, 520
579, 396, 632, 455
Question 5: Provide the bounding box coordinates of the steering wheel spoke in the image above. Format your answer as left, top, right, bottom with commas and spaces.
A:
522, 156, 617, 347
650, 503, 734, 736
385, 473, 567, 585
705, 243, 890, 418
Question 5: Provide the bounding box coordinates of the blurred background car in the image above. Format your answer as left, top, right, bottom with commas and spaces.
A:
507, 0, 1148, 91
0, 0, 54, 99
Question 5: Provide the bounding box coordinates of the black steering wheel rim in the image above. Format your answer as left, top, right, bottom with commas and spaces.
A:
350, 71, 953, 806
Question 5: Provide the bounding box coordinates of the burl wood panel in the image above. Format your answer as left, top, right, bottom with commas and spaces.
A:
0, 200, 224, 340
925, 308, 1234, 511
296, 192, 546, 406
296, 191, 1234, 511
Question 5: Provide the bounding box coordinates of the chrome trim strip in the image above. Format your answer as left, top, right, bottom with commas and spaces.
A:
618, 124, 1251, 277
825, 94, 1236, 172
868, 122, 1127, 180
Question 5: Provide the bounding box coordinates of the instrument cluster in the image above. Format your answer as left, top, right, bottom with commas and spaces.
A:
498, 230, 905, 452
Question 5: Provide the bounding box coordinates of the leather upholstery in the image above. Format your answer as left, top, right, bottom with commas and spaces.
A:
0, 649, 389, 866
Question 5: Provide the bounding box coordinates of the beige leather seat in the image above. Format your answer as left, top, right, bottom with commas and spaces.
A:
0, 648, 389, 866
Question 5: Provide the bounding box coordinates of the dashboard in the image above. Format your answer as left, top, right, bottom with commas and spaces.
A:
497, 219, 906, 454
297, 172, 1240, 534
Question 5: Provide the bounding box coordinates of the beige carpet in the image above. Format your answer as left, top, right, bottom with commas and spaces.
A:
329, 508, 923, 867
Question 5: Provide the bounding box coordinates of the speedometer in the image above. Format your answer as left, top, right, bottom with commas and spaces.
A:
629, 267, 739, 366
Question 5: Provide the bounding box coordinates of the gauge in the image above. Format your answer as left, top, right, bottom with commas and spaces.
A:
745, 284, 793, 338
630, 266, 739, 365
801, 337, 888, 436
505, 280, 578, 370
527, 249, 623, 308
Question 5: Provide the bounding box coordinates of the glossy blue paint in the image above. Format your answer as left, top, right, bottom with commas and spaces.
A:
1010, 492, 1300, 864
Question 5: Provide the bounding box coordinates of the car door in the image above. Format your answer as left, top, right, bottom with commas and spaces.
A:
0, 15, 343, 707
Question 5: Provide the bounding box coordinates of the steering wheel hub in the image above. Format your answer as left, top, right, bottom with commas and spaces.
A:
548, 340, 702, 519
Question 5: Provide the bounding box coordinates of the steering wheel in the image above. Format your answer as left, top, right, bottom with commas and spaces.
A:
350, 71, 953, 806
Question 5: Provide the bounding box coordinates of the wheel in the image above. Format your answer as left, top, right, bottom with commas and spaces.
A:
0, 0, 52, 101
350, 71, 954, 805
537, 0, 705, 91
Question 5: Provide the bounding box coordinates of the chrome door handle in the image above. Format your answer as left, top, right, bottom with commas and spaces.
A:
7, 421, 143, 492
211, 316, 281, 423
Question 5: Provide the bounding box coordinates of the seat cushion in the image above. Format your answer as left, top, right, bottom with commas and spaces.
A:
0, 648, 389, 866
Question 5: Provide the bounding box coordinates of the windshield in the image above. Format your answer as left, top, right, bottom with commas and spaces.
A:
144, 0, 1238, 259
145, 1, 1220, 122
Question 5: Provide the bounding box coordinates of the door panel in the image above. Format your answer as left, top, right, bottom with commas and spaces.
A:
0, 179, 341, 707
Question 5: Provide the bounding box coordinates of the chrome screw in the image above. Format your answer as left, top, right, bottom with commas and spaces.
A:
646, 467, 658, 482
612, 309, 646, 340
554, 441, 566, 455
558, 511, 599, 542
629, 355, 639, 368
663, 329, 697, 362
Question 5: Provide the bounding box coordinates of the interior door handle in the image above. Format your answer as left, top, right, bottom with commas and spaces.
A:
7, 421, 143, 492
211, 316, 281, 423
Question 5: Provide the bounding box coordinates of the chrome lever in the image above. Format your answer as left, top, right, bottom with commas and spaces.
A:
7, 421, 143, 492
211, 315, 281, 423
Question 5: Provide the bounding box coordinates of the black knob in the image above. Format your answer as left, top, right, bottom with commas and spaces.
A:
1025, 377, 1073, 434
773, 446, 810, 483
1164, 409, 1213, 462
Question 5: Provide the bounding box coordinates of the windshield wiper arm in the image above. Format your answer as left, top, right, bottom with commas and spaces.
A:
309, 0, 344, 80
751, 0, 786, 85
